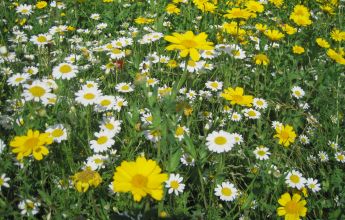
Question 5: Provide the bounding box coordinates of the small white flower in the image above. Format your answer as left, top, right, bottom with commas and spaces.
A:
253, 146, 270, 160
306, 178, 321, 193
214, 181, 238, 201
291, 86, 305, 99
285, 170, 306, 190
166, 174, 185, 196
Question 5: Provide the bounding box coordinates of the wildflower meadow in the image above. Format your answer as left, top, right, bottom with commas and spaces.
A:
0, 0, 345, 219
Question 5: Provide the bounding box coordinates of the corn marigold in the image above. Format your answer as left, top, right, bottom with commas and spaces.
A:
277, 192, 307, 220
10, 129, 53, 160
71, 167, 102, 192
274, 125, 297, 147
112, 156, 168, 202
164, 31, 214, 61
221, 87, 253, 107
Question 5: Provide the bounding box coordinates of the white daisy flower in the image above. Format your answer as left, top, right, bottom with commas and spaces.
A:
75, 87, 102, 106
201, 49, 218, 59
166, 174, 185, 195
230, 112, 242, 122
214, 181, 238, 201
115, 82, 134, 93
205, 81, 223, 91
90, 131, 115, 153
206, 130, 236, 153
291, 86, 305, 99
143, 130, 161, 143
30, 34, 52, 46
335, 152, 345, 163
99, 117, 122, 136
45, 124, 67, 143
285, 170, 306, 190
0, 173, 10, 191
18, 199, 40, 216
242, 108, 261, 119
85, 154, 107, 170
52, 63, 78, 80
180, 60, 205, 73
253, 98, 268, 109
299, 135, 310, 145
114, 96, 128, 112
16, 4, 33, 15
253, 146, 270, 160
318, 151, 329, 162
95, 95, 117, 112
7, 73, 29, 86
22, 80, 54, 103
180, 153, 195, 166
306, 178, 321, 193
108, 48, 125, 60
23, 66, 39, 75
174, 125, 189, 141
232, 133, 243, 145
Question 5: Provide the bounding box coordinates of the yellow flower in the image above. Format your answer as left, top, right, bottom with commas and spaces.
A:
330, 29, 345, 42
245, 1, 264, 13
290, 5, 312, 26
274, 125, 297, 147
281, 24, 297, 35
112, 156, 168, 202
277, 193, 307, 220
327, 49, 345, 65
264, 29, 285, 41
10, 129, 53, 160
316, 38, 330, 48
164, 31, 214, 61
255, 23, 267, 32
254, 53, 269, 65
292, 45, 305, 54
134, 17, 154, 24
269, 0, 284, 8
224, 8, 255, 20
220, 87, 253, 107
166, 4, 180, 14
71, 167, 102, 192
36, 1, 48, 9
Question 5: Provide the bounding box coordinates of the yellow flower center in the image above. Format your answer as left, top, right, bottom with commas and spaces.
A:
170, 180, 179, 189
248, 110, 256, 117
112, 48, 122, 54
59, 64, 72, 74
181, 39, 198, 48
76, 169, 96, 183
221, 187, 232, 196
15, 77, 24, 82
35, 146, 42, 153
290, 174, 300, 183
117, 101, 123, 107
100, 99, 111, 106
121, 85, 130, 91
146, 116, 153, 122
26, 201, 34, 209
37, 35, 47, 43
175, 127, 184, 136
131, 174, 148, 188
284, 200, 299, 214
232, 95, 244, 103
52, 129, 64, 137
25, 137, 39, 148
94, 158, 103, 164
294, 91, 301, 96
215, 136, 227, 145
337, 155, 344, 160
0, 178, 4, 185
257, 150, 266, 156
97, 136, 108, 145
210, 82, 218, 88
256, 100, 263, 106
105, 123, 114, 130
280, 131, 290, 140
83, 93, 95, 100
187, 60, 196, 67
29, 86, 46, 97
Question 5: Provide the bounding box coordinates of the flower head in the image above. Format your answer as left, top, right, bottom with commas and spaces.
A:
10, 129, 53, 160
277, 192, 307, 220
112, 156, 168, 202
71, 167, 102, 192
221, 87, 253, 107
274, 125, 297, 147
164, 31, 214, 61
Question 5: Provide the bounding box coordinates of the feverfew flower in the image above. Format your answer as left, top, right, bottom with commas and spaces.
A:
285, 170, 306, 190
0, 174, 10, 191
214, 182, 238, 201
165, 174, 185, 195
18, 199, 41, 216
335, 152, 345, 163
306, 178, 321, 193
253, 146, 270, 160
291, 86, 305, 99
206, 130, 236, 153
